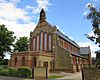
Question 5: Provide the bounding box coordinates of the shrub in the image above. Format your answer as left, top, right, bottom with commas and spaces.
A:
16, 67, 31, 78
0, 67, 31, 78
0, 67, 3, 75
8, 68, 17, 77
0, 68, 17, 77
1, 69, 9, 76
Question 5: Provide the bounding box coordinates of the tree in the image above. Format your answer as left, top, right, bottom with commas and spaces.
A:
86, 3, 100, 47
0, 24, 16, 59
14, 37, 29, 52
0, 59, 8, 65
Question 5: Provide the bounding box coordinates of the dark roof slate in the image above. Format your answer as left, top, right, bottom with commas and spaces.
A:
47, 22, 80, 48
56, 30, 80, 48
80, 47, 90, 54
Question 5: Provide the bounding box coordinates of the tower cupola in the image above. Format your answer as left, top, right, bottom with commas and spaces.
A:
39, 8, 46, 22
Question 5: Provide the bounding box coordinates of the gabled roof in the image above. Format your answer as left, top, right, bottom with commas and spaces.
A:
56, 29, 80, 48
80, 47, 90, 54
38, 9, 80, 48
71, 52, 87, 59
47, 22, 80, 48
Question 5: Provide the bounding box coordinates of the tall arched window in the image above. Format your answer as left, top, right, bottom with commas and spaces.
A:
30, 38, 33, 51
14, 57, 17, 66
48, 34, 52, 51
22, 57, 25, 66
33, 37, 36, 51
33, 57, 36, 66
36, 35, 39, 51
44, 33, 47, 51
40, 32, 43, 51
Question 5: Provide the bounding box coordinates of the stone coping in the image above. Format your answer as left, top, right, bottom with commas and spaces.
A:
11, 51, 54, 57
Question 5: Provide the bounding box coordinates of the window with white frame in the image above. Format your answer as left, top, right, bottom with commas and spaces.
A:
44, 33, 47, 51
40, 32, 43, 51
48, 34, 52, 51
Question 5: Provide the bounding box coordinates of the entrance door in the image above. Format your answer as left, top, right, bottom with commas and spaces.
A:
43, 62, 48, 68
76, 63, 79, 72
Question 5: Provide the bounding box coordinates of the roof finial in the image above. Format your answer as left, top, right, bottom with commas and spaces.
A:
39, 8, 46, 22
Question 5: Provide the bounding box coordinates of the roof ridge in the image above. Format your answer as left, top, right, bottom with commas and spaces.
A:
56, 29, 80, 48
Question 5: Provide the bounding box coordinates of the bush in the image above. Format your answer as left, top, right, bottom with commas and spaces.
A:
0, 67, 17, 77
0, 67, 3, 75
0, 67, 31, 78
16, 67, 31, 78
1, 69, 9, 76
8, 68, 17, 77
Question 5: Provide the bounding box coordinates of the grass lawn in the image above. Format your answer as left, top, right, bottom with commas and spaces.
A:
48, 75, 63, 79
23, 75, 63, 80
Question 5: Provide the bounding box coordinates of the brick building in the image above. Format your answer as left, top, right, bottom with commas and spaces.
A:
9, 9, 91, 72
80, 47, 92, 67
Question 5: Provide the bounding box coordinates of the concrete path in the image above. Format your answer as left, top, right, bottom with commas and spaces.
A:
0, 76, 24, 80
0, 72, 82, 80
57, 72, 82, 80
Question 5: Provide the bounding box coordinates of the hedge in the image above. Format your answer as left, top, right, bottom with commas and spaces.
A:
16, 67, 31, 78
0, 67, 31, 78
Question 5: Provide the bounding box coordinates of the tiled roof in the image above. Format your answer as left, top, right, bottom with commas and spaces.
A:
47, 22, 80, 48
56, 30, 80, 48
80, 47, 90, 54
71, 52, 81, 57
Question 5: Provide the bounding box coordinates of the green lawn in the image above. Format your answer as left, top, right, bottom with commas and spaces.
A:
48, 75, 63, 79
23, 75, 63, 80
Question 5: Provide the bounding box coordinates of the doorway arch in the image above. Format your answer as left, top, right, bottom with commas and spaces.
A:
33, 57, 37, 66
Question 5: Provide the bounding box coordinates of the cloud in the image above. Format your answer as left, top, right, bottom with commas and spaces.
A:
26, 0, 51, 14
78, 42, 99, 57
88, 31, 94, 36
0, 0, 51, 38
0, 0, 51, 59
0, 2, 30, 22
0, 0, 35, 38
0, 18, 36, 38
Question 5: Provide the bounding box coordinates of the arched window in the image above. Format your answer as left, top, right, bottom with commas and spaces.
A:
44, 33, 47, 51
22, 57, 25, 66
40, 32, 43, 51
14, 57, 17, 66
33, 57, 36, 66
30, 38, 33, 51
33, 37, 36, 51
48, 34, 52, 51
36, 35, 39, 51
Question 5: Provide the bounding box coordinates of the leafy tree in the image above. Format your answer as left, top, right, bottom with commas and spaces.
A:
86, 4, 100, 47
0, 59, 8, 65
14, 37, 29, 52
0, 24, 16, 59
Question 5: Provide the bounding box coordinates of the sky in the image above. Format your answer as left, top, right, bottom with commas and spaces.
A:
0, 0, 100, 59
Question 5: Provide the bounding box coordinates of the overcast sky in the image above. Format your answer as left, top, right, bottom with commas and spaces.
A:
0, 0, 100, 59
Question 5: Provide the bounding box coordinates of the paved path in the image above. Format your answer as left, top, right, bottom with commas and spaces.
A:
57, 72, 82, 80
0, 72, 82, 80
